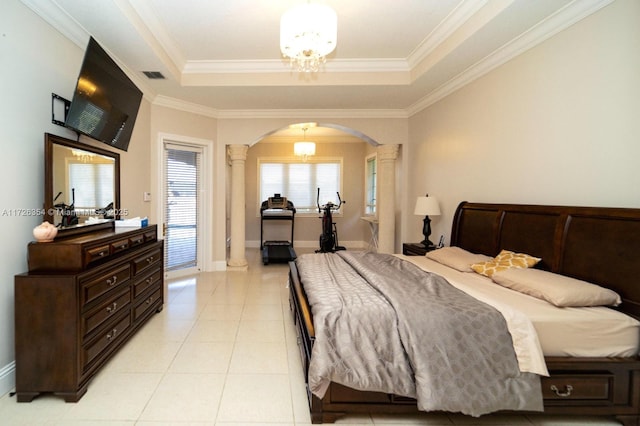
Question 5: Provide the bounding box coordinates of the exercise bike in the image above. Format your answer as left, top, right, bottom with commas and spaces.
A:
315, 188, 346, 253
53, 189, 78, 227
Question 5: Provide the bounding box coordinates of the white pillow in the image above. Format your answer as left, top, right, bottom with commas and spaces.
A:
425, 246, 492, 273
491, 267, 622, 307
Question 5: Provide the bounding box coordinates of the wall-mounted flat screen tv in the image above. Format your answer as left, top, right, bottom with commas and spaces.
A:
65, 37, 142, 152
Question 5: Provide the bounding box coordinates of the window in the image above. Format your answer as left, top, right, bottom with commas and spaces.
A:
259, 158, 342, 214
68, 162, 114, 209
365, 153, 377, 215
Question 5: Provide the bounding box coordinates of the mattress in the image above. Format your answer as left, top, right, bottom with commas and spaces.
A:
401, 256, 640, 361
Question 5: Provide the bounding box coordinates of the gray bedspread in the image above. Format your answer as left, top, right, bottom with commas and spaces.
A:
296, 251, 542, 417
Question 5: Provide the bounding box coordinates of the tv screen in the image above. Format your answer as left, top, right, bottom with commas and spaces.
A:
65, 37, 142, 151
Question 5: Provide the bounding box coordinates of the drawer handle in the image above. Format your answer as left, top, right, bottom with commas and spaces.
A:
550, 384, 573, 397
106, 275, 118, 286
106, 302, 118, 314
146, 277, 154, 285
117, 243, 128, 249
146, 296, 154, 305
106, 328, 118, 341
98, 251, 107, 257
146, 256, 154, 263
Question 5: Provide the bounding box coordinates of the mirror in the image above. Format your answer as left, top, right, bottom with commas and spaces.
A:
44, 133, 120, 232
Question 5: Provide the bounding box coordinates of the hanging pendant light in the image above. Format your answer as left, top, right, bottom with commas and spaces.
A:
294, 127, 316, 161
280, 2, 337, 73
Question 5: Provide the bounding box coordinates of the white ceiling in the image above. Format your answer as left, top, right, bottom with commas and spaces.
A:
23, 0, 612, 136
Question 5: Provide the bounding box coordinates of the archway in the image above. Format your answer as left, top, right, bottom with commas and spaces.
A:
250, 122, 381, 148
226, 122, 399, 269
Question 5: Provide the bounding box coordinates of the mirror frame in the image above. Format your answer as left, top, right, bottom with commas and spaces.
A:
44, 133, 121, 235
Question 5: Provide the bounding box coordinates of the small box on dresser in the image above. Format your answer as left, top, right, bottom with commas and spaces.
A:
14, 223, 163, 403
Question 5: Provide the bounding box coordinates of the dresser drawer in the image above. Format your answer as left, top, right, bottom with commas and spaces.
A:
80, 264, 131, 306
84, 244, 111, 265
542, 374, 612, 401
132, 249, 161, 276
129, 233, 145, 248
133, 287, 162, 322
110, 237, 130, 255
143, 229, 157, 242
82, 287, 131, 338
82, 313, 131, 371
133, 268, 162, 299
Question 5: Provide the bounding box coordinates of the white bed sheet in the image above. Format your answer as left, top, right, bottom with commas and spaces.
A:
400, 256, 640, 374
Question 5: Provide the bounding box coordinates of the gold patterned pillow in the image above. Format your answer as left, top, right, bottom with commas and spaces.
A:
471, 249, 541, 278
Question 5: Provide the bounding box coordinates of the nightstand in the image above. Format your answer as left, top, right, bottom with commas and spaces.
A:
402, 243, 436, 256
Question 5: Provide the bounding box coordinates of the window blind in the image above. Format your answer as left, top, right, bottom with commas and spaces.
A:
259, 159, 341, 213
164, 146, 201, 272
69, 162, 114, 209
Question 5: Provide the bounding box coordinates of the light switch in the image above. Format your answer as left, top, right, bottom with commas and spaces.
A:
143, 192, 151, 202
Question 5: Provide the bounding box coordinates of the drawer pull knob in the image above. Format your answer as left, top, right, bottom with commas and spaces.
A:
550, 384, 573, 397
107, 302, 118, 314
146, 277, 154, 284
146, 256, 154, 263
146, 296, 154, 305
99, 251, 106, 257
106, 328, 118, 341
106, 302, 118, 313
106, 276, 118, 286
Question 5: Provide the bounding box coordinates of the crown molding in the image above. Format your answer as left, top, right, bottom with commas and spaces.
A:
152, 96, 408, 120
153, 95, 220, 118
215, 108, 409, 119
24, 0, 614, 119
406, 0, 487, 69
20, 0, 89, 48
182, 57, 410, 75
114, 0, 184, 80
406, 0, 615, 116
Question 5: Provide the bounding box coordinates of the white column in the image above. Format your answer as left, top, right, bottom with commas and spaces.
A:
376, 144, 399, 254
227, 145, 249, 270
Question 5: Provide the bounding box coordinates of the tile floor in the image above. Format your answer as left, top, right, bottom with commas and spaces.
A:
0, 248, 623, 425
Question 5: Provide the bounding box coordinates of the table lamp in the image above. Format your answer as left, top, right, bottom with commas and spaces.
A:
414, 195, 441, 247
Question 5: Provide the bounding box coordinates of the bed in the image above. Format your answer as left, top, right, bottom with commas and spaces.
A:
288, 201, 640, 425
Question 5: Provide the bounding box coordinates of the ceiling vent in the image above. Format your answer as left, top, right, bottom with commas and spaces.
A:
143, 71, 165, 79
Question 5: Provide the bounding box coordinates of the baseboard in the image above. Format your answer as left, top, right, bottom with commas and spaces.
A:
247, 240, 367, 250
0, 361, 15, 398
212, 260, 227, 271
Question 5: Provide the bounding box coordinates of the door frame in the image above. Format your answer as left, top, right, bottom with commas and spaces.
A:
157, 133, 213, 278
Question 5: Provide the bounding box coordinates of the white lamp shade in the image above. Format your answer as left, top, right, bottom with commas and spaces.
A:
414, 196, 441, 216
280, 3, 337, 58
294, 141, 316, 157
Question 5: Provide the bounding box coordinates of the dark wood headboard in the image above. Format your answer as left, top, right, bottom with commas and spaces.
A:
450, 202, 640, 320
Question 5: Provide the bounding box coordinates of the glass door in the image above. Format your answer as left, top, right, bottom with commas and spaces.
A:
163, 143, 202, 276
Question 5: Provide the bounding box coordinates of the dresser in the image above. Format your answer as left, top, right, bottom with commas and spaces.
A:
14, 223, 163, 402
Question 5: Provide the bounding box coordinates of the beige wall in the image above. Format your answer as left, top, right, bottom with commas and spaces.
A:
0, 0, 86, 393
149, 105, 223, 269
119, 99, 152, 222
245, 141, 369, 248
407, 0, 640, 245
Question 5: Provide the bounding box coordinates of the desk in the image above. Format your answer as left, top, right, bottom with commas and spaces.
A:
360, 216, 378, 251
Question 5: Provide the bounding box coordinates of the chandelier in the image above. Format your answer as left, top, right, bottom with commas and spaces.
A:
293, 127, 316, 161
280, 2, 337, 73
